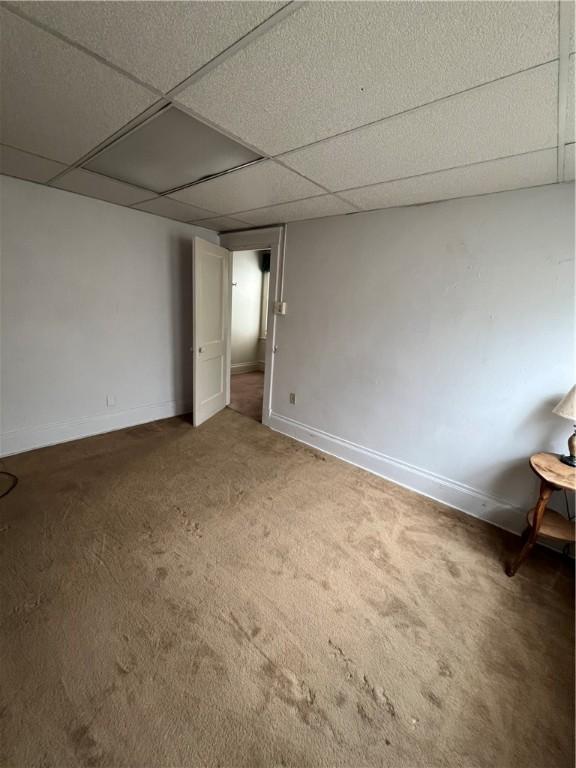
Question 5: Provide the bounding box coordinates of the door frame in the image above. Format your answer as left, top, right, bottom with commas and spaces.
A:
220, 226, 285, 427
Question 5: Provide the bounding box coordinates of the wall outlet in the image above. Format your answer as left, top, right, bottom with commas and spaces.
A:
106, 394, 116, 408
289, 392, 296, 405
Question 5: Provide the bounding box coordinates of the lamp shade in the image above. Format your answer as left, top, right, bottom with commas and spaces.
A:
553, 385, 576, 420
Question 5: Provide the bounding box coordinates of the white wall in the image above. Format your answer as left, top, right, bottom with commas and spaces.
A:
0, 175, 218, 455
231, 249, 263, 374
269, 183, 575, 533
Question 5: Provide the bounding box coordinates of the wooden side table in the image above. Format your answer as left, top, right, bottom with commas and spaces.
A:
506, 453, 576, 577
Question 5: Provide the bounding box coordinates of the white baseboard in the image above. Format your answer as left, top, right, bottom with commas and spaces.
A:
231, 362, 261, 375
268, 411, 527, 537
0, 399, 193, 457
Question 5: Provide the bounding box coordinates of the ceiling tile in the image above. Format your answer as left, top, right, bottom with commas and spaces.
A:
0, 145, 65, 183
566, 55, 575, 145
85, 106, 260, 193
51, 169, 153, 206
342, 150, 558, 211
195, 216, 251, 232
281, 64, 558, 192
169, 161, 324, 215
13, 1, 285, 93
564, 144, 575, 181
132, 196, 215, 223
176, 1, 558, 155
239, 195, 356, 227
567, 0, 575, 54
0, 9, 157, 164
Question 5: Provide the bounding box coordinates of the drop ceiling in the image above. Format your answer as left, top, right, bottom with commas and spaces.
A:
0, 1, 573, 233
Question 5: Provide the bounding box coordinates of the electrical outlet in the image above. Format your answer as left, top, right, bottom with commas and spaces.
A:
289, 393, 296, 405
106, 394, 116, 408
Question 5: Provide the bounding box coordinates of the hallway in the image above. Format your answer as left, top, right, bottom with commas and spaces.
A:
229, 371, 264, 422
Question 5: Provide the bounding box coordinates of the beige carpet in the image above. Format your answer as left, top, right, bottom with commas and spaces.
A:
1, 409, 573, 768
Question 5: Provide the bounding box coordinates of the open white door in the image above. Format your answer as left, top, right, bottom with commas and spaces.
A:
192, 237, 231, 427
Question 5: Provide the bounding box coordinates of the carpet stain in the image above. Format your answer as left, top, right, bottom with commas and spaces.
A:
438, 660, 453, 678
154, 566, 168, 581
423, 690, 443, 710
114, 661, 130, 676
366, 594, 426, 631
335, 692, 347, 708
68, 724, 105, 767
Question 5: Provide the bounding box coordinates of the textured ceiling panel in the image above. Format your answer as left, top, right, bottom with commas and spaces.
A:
567, 55, 575, 144
195, 216, 251, 232
176, 1, 558, 155
239, 195, 357, 227
281, 64, 558, 192
11, 1, 285, 93
564, 144, 575, 181
169, 161, 324, 214
85, 107, 260, 193
0, 9, 157, 164
567, 0, 575, 53
132, 196, 215, 223
52, 169, 153, 206
0, 145, 65, 183
342, 150, 558, 211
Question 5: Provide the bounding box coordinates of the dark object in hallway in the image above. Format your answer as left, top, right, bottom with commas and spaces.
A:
229, 371, 264, 422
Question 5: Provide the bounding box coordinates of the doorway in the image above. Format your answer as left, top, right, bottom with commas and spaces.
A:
228, 249, 270, 422
220, 226, 284, 429
192, 228, 283, 429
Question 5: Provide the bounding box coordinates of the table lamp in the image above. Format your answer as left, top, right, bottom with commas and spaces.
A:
553, 385, 576, 466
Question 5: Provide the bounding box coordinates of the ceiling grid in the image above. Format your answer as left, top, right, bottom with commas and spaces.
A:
556, 0, 574, 180
0, 1, 572, 231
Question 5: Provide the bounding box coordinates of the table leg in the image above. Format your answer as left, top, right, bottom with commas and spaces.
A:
505, 479, 552, 577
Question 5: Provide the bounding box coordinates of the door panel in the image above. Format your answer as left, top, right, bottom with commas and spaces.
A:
192, 237, 231, 426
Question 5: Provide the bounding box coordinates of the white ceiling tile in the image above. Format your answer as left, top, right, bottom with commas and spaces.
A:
169, 161, 324, 215
0, 145, 65, 183
13, 1, 285, 93
132, 196, 215, 223
281, 64, 558, 192
564, 144, 575, 181
239, 195, 356, 227
176, 1, 558, 155
196, 216, 250, 232
342, 150, 558, 211
0, 8, 157, 164
51, 169, 153, 206
566, 55, 575, 145
566, 0, 575, 54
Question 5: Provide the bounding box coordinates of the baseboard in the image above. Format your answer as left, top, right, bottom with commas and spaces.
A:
1, 399, 193, 457
268, 411, 527, 537
231, 362, 261, 375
